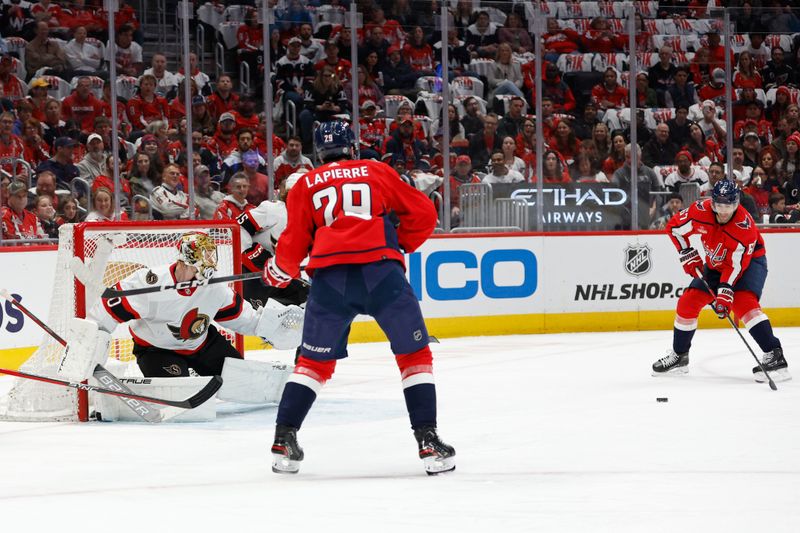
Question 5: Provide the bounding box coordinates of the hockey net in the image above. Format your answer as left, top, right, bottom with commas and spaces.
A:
0, 220, 242, 422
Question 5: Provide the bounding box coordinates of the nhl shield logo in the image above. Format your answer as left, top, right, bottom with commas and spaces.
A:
624, 245, 652, 277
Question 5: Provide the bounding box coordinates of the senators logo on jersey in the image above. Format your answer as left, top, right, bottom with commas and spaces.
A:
167, 308, 210, 341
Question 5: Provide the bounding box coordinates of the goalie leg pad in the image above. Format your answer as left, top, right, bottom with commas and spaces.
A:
58, 318, 111, 381
217, 357, 294, 404
92, 376, 217, 422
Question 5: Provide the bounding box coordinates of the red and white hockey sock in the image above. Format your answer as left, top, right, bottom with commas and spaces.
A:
396, 347, 437, 428
276, 357, 336, 428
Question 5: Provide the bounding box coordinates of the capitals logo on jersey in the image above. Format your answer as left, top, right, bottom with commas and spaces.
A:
703, 243, 727, 268
167, 308, 211, 341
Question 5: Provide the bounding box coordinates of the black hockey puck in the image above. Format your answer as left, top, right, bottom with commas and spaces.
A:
656, 397, 669, 403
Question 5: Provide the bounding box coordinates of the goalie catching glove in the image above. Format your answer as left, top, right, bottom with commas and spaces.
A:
256, 299, 305, 349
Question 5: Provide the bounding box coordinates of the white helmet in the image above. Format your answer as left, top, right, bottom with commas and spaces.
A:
177, 231, 218, 280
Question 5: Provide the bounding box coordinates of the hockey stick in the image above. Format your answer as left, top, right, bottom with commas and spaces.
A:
1, 289, 162, 422
694, 275, 777, 391
100, 271, 264, 298
0, 289, 223, 408
0, 367, 223, 409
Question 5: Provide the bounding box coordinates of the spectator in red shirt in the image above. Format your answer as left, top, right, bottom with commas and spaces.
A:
403, 26, 435, 74
62, 76, 105, 134
127, 74, 169, 133
358, 100, 386, 160
62, 0, 103, 34
582, 17, 622, 53
733, 50, 763, 90
705, 31, 734, 70
31, 0, 63, 28
315, 40, 352, 83
541, 63, 576, 113
232, 95, 260, 131
214, 172, 254, 220
698, 68, 727, 105
591, 67, 628, 110
167, 78, 198, 127
690, 46, 713, 86
253, 113, 286, 160
206, 74, 239, 121
548, 119, 581, 165
272, 136, 313, 189
237, 8, 263, 85
602, 132, 627, 179
241, 150, 270, 205
27, 78, 50, 122
0, 54, 26, 103
542, 18, 581, 61
206, 112, 239, 161
369, 7, 405, 48
21, 118, 50, 168
0, 112, 25, 176
2, 180, 45, 240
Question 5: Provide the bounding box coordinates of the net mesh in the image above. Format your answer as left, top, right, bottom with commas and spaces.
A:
0, 222, 240, 422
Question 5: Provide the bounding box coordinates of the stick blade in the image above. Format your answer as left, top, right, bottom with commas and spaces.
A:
182, 375, 224, 408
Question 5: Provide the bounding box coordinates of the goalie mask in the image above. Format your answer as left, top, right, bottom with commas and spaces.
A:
177, 231, 218, 280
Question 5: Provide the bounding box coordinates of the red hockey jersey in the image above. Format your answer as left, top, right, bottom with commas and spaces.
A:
274, 159, 438, 277
667, 198, 766, 286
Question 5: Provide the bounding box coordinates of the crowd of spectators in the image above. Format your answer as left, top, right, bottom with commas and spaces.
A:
3, 0, 800, 242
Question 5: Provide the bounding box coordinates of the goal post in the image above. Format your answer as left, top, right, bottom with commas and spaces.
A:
0, 220, 243, 422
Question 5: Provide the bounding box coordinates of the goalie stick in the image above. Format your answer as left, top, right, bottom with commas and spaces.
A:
694, 274, 778, 391
0, 289, 222, 409
100, 271, 264, 298
0, 367, 223, 409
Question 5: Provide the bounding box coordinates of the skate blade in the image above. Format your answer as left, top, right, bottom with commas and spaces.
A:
423, 455, 456, 476
754, 368, 792, 383
271, 454, 301, 474
651, 366, 689, 377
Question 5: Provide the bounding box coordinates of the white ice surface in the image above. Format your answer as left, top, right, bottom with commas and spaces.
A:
1, 329, 799, 533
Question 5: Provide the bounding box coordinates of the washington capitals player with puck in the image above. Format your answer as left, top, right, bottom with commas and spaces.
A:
262, 121, 456, 475
653, 179, 790, 382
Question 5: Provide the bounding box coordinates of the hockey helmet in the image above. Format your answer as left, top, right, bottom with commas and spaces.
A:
711, 178, 740, 216
313, 121, 357, 163
177, 231, 218, 281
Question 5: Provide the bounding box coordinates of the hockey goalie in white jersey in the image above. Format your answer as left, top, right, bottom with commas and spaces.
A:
85, 231, 304, 404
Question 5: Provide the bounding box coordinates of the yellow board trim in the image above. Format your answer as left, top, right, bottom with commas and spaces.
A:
0, 346, 39, 372
5, 308, 799, 368
243, 307, 800, 350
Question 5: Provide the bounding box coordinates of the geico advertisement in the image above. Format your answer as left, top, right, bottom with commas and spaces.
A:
406, 236, 542, 317
0, 250, 58, 348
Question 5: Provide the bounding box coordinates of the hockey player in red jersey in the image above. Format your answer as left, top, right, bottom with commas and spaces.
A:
653, 179, 790, 382
262, 121, 455, 475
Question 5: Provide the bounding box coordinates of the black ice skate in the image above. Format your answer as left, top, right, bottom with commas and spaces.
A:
753, 347, 792, 383
271, 425, 304, 474
652, 350, 689, 376
414, 426, 456, 476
